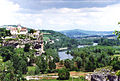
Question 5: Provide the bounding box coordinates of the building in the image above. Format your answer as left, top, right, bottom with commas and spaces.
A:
6, 25, 28, 35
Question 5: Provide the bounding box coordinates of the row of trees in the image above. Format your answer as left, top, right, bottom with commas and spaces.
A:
94, 38, 120, 46
77, 38, 120, 46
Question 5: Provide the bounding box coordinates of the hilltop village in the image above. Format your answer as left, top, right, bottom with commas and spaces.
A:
1, 25, 44, 56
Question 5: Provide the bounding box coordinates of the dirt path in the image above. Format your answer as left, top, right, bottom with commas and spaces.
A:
25, 71, 92, 80
45, 71, 91, 77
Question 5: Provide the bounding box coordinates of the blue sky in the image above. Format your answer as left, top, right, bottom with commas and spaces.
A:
0, 0, 120, 31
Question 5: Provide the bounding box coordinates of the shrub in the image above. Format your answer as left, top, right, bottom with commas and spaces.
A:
27, 66, 35, 75
58, 68, 70, 80
35, 66, 40, 75
49, 60, 56, 70
64, 59, 74, 70
28, 70, 35, 75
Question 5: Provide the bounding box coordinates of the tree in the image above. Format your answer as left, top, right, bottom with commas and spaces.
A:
111, 60, 120, 71
114, 22, 120, 39
35, 65, 40, 75
58, 68, 70, 80
24, 44, 30, 52
0, 28, 11, 38
11, 54, 28, 74
66, 50, 70, 54
75, 57, 82, 68
48, 60, 56, 70
0, 60, 24, 81
36, 56, 47, 73
45, 48, 59, 62
0, 46, 14, 62
64, 59, 74, 70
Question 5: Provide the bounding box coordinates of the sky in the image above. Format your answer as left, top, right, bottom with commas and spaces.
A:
0, 0, 120, 31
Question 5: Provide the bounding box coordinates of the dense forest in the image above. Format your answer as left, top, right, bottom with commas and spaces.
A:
64, 46, 120, 72
0, 45, 60, 80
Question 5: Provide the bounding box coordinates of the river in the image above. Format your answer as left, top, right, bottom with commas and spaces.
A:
58, 51, 73, 60
58, 43, 98, 60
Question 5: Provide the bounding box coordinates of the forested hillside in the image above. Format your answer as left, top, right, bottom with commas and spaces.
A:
41, 30, 79, 50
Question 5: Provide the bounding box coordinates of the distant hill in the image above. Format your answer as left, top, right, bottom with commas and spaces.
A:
59, 29, 114, 38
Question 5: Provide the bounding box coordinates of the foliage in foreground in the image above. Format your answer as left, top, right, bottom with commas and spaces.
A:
58, 68, 70, 80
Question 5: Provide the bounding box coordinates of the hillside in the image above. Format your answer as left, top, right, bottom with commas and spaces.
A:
41, 30, 78, 50
59, 29, 114, 38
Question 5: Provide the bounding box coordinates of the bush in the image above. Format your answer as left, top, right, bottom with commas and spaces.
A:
35, 66, 40, 75
28, 70, 35, 75
64, 59, 74, 70
27, 66, 35, 75
58, 68, 70, 80
49, 60, 56, 70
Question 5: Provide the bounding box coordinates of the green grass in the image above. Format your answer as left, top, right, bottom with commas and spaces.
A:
28, 66, 36, 71
29, 78, 87, 81
27, 66, 36, 75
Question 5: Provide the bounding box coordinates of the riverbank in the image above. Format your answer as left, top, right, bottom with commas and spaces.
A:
58, 43, 98, 60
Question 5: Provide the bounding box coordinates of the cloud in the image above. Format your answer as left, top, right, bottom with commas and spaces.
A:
38, 4, 120, 31
0, 0, 20, 25
0, 0, 120, 31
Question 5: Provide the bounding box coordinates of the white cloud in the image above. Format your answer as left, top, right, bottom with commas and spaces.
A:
0, 0, 120, 31
40, 4, 120, 31
0, 0, 20, 25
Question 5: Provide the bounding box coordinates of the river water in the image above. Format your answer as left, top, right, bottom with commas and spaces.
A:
58, 43, 98, 60
58, 51, 73, 60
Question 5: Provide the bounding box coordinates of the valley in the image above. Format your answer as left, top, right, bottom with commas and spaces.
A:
0, 25, 120, 81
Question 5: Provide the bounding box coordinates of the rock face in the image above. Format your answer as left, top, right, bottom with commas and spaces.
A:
90, 74, 118, 81
2, 33, 44, 56
85, 66, 120, 81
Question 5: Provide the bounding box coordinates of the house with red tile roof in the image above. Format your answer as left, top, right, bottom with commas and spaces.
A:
6, 25, 28, 35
